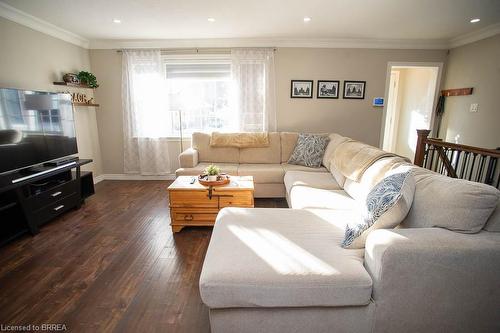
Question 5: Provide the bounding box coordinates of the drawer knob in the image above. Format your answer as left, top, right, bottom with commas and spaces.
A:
53, 205, 65, 211
184, 214, 193, 221
51, 191, 62, 197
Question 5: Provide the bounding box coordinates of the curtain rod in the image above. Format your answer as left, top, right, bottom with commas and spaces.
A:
115, 47, 277, 53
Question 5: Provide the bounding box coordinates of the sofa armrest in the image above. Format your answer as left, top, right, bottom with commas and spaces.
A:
179, 148, 199, 168
364, 228, 500, 332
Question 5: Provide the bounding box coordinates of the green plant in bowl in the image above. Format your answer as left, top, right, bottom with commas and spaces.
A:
204, 164, 221, 181
77, 71, 99, 88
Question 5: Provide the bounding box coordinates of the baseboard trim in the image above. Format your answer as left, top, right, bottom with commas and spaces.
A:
93, 174, 105, 184
97, 173, 176, 181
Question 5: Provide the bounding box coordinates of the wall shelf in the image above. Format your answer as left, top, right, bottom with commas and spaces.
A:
53, 82, 95, 89
72, 102, 99, 107
440, 87, 473, 97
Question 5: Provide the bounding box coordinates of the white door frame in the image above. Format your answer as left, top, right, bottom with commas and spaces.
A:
383, 70, 400, 152
379, 61, 443, 149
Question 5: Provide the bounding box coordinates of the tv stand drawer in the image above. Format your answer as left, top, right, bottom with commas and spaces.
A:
33, 193, 79, 226
26, 180, 78, 211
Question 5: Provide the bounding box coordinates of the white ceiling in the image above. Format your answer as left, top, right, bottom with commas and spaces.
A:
1, 0, 500, 48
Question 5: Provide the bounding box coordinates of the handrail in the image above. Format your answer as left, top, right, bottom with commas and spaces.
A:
425, 138, 500, 158
414, 129, 499, 189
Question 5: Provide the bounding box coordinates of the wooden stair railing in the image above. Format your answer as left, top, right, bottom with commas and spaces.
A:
414, 129, 500, 189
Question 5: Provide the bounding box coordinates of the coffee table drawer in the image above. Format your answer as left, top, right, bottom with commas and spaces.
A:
218, 191, 254, 208
173, 211, 218, 224
169, 191, 218, 208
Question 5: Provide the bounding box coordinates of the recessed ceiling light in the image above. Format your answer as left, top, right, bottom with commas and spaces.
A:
208, 18, 215, 23
112, 19, 121, 24
303, 16, 311, 22
470, 18, 480, 23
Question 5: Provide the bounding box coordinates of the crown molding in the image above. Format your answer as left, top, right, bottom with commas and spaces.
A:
449, 22, 500, 48
1, 1, 498, 51
89, 37, 450, 50
0, 2, 89, 49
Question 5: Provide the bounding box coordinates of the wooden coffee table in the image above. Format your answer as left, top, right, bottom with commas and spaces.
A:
168, 176, 254, 233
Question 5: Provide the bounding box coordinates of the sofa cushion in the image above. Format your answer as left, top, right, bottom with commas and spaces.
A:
288, 133, 330, 167
322, 133, 350, 169
280, 132, 299, 163
484, 203, 500, 232
284, 171, 341, 196
401, 167, 500, 233
282, 163, 327, 173
199, 207, 373, 308
289, 187, 360, 210
237, 164, 285, 184
239, 132, 281, 164
342, 168, 415, 249
210, 132, 269, 148
192, 132, 239, 163
343, 157, 410, 202
175, 163, 238, 177
334, 140, 401, 182
330, 161, 347, 188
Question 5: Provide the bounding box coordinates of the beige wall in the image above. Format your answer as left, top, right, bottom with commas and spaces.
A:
440, 33, 500, 149
275, 48, 446, 146
0, 17, 103, 176
90, 47, 446, 174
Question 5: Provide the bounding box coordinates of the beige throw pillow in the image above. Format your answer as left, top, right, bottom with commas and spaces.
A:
400, 167, 500, 233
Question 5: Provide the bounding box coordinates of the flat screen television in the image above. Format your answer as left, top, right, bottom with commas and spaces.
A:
0, 88, 78, 174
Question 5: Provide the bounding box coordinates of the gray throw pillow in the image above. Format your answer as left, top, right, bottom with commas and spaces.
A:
288, 133, 330, 168
342, 168, 415, 249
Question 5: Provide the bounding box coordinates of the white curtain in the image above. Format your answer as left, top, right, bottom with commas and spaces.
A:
231, 48, 276, 132
122, 50, 172, 175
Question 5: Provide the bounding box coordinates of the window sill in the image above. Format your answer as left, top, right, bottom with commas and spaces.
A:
131, 137, 191, 142
165, 137, 191, 142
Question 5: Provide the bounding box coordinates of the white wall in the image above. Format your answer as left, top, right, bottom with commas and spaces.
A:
0, 17, 103, 176
440, 33, 500, 149
393, 67, 439, 161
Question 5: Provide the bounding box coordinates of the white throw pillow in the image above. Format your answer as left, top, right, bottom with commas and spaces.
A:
342, 168, 415, 249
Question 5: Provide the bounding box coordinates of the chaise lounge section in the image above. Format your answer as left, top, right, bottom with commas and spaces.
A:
194, 132, 500, 333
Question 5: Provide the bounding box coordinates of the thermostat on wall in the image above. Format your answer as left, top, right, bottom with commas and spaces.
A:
373, 97, 384, 107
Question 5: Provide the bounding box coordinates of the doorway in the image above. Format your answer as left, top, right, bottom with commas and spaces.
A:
381, 63, 442, 161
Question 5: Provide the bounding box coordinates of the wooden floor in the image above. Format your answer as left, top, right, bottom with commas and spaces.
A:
0, 180, 287, 333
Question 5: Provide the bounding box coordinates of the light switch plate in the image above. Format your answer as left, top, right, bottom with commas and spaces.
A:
470, 103, 479, 113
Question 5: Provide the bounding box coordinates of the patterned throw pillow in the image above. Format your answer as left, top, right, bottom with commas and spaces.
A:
288, 133, 330, 168
341, 168, 415, 249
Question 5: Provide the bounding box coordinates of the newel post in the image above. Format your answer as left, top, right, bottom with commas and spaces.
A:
414, 129, 431, 166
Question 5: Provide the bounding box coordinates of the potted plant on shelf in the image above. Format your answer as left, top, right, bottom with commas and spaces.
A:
77, 71, 99, 88
204, 164, 221, 182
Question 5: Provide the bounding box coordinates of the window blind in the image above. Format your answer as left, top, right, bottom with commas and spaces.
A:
165, 62, 231, 79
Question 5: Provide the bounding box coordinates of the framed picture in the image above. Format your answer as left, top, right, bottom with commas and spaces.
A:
317, 80, 339, 99
343, 81, 366, 99
291, 80, 313, 98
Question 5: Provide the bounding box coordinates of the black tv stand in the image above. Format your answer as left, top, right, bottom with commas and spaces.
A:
44, 156, 79, 167
0, 159, 94, 246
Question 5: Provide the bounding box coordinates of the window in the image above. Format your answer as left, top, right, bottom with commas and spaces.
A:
164, 56, 237, 137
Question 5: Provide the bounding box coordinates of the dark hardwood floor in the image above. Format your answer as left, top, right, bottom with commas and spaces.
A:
0, 180, 287, 333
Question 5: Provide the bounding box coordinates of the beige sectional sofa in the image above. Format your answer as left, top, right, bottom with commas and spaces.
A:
188, 131, 500, 333
176, 132, 329, 198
